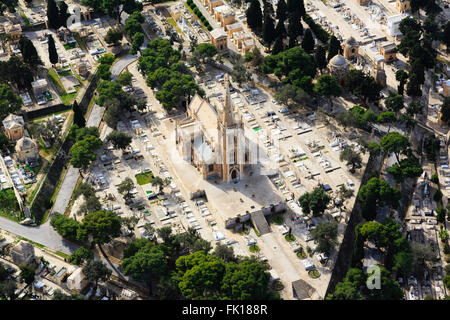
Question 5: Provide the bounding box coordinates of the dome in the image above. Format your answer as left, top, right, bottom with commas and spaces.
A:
329, 54, 349, 68
16, 137, 36, 150
344, 36, 358, 46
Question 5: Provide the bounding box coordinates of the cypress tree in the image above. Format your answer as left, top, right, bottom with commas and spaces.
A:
327, 35, 342, 61
287, 0, 305, 17
72, 100, 86, 128
287, 10, 303, 46
48, 34, 59, 65
272, 37, 284, 55
58, 1, 70, 29
19, 36, 42, 67
275, 20, 287, 39
301, 28, 314, 53
262, 14, 276, 47
276, 0, 288, 23
246, 0, 263, 32
47, 0, 59, 30
315, 45, 327, 73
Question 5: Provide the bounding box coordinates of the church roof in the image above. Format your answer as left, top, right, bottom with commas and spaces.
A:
16, 137, 36, 150
210, 28, 227, 40
188, 94, 219, 137
2, 114, 24, 130
329, 54, 349, 68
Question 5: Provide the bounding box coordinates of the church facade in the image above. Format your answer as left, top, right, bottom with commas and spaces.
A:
175, 77, 251, 183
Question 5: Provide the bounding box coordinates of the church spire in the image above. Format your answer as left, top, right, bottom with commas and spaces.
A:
222, 74, 233, 127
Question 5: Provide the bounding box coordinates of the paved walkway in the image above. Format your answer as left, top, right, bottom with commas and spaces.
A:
50, 104, 105, 217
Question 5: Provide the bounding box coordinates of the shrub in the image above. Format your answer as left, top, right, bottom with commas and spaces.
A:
308, 269, 321, 279
67, 247, 93, 265
285, 234, 295, 242
431, 173, 439, 184
434, 189, 443, 203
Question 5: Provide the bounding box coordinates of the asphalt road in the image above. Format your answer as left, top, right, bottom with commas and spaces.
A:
0, 215, 78, 254
111, 54, 138, 80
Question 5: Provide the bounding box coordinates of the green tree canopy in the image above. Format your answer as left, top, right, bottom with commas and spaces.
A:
357, 177, 402, 220
340, 145, 362, 172
82, 259, 111, 287
301, 28, 315, 53
379, 132, 410, 163
19, 36, 42, 67
311, 222, 338, 254
175, 251, 226, 299
68, 247, 94, 266
0, 83, 22, 121
82, 210, 122, 245
122, 243, 168, 289
69, 135, 103, 171
19, 264, 35, 285
221, 257, 275, 300
104, 28, 123, 46
314, 74, 342, 110
298, 187, 331, 216
106, 130, 132, 150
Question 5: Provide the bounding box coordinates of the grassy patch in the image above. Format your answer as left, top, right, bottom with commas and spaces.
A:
61, 91, 78, 106
272, 215, 283, 225
19, 11, 30, 27
73, 32, 88, 52
26, 174, 46, 206
249, 244, 260, 252
47, 68, 66, 97
57, 69, 73, 77
135, 172, 155, 185
285, 234, 295, 242
308, 269, 321, 279
18, 237, 45, 249
55, 251, 70, 259
300, 156, 309, 161
64, 42, 76, 50
0, 189, 23, 222
252, 225, 261, 237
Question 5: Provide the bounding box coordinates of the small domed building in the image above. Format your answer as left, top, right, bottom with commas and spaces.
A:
328, 54, 350, 85
343, 36, 359, 60
15, 137, 39, 164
